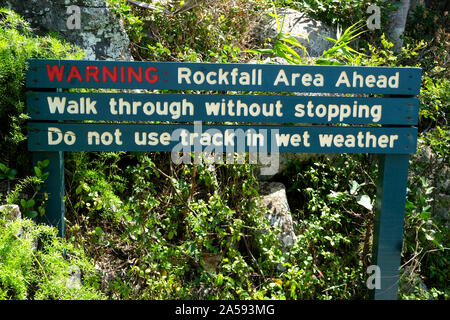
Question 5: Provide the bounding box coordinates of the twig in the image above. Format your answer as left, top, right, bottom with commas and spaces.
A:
152, 165, 200, 218
188, 154, 198, 205
242, 235, 265, 278
127, 0, 171, 14
173, 0, 205, 15
322, 283, 346, 292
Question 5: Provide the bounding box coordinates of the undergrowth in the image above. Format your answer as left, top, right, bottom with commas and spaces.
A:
0, 206, 105, 300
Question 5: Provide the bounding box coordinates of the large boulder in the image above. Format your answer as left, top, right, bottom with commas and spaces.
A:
0, 0, 131, 60
253, 7, 337, 58
251, 7, 338, 178
259, 182, 297, 249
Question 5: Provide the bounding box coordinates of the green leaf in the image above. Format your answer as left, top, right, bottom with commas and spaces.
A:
216, 273, 224, 286
7, 169, 17, 180
243, 48, 274, 55
40, 159, 50, 168
277, 42, 302, 61
26, 199, 35, 208
27, 210, 38, 219
321, 36, 338, 44
420, 211, 431, 220
95, 226, 104, 237
42, 172, 49, 180
314, 58, 345, 66
357, 194, 372, 210
34, 166, 42, 177
424, 233, 434, 241
405, 200, 416, 211
432, 239, 444, 250
349, 180, 360, 195
20, 198, 35, 209
280, 34, 305, 48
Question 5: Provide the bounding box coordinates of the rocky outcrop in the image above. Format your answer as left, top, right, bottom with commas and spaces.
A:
259, 182, 297, 249
0, 0, 131, 60
253, 7, 337, 58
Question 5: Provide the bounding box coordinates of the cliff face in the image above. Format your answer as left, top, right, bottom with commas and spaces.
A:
0, 0, 131, 60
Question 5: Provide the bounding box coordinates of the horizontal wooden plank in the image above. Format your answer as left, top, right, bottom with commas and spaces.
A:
28, 122, 417, 154
26, 59, 422, 95
27, 92, 419, 125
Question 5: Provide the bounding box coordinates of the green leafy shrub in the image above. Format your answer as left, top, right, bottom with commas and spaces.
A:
273, 0, 397, 29
419, 77, 449, 130
63, 150, 286, 299
400, 128, 450, 300
0, 8, 83, 174
0, 207, 105, 300
276, 154, 377, 299
108, 153, 282, 299
2, 160, 49, 220
107, 0, 265, 62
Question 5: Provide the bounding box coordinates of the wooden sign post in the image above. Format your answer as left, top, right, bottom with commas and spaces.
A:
26, 59, 421, 300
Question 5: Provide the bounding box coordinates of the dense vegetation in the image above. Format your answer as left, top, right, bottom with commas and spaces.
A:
0, 0, 448, 300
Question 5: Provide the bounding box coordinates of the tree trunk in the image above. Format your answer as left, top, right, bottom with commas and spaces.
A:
388, 0, 411, 53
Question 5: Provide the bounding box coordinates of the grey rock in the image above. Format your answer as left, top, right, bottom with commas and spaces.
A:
66, 265, 82, 290
0, 204, 38, 249
0, 204, 21, 221
259, 182, 297, 248
254, 7, 337, 58
0, 0, 131, 60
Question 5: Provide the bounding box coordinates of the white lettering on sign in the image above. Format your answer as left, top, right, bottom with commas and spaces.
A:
274, 131, 311, 147
42, 95, 395, 125
108, 98, 193, 120
273, 69, 324, 87
204, 99, 283, 117
47, 97, 97, 114
294, 100, 382, 122
177, 67, 262, 86
335, 71, 399, 89
318, 131, 398, 148
48, 127, 76, 145
135, 131, 171, 146
87, 129, 123, 145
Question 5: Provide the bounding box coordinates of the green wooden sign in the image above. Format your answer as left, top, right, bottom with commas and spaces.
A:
28, 123, 417, 154
26, 59, 422, 300
26, 59, 422, 94
27, 92, 419, 125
